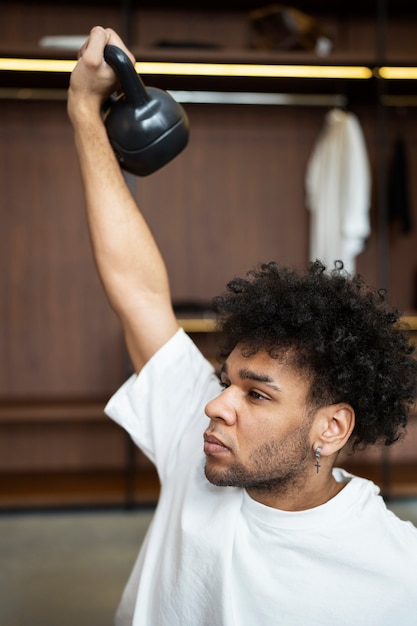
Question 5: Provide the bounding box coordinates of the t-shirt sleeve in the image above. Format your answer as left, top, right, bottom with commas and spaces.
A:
104, 328, 221, 482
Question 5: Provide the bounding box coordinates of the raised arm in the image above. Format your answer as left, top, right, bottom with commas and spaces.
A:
67, 27, 179, 373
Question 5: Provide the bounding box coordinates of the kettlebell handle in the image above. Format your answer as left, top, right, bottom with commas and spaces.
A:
103, 44, 150, 107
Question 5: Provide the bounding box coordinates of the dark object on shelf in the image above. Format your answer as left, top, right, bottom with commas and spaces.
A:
388, 135, 412, 234
248, 3, 333, 55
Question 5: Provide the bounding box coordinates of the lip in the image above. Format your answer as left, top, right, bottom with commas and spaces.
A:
203, 433, 230, 455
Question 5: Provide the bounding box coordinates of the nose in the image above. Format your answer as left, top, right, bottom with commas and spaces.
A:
205, 387, 237, 425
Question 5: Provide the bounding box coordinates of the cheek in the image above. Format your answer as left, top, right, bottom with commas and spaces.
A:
240, 411, 311, 454
237, 417, 278, 453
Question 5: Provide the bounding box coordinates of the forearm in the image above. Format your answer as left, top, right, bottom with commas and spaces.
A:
72, 109, 167, 305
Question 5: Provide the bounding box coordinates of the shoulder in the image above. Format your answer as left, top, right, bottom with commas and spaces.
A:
335, 468, 417, 539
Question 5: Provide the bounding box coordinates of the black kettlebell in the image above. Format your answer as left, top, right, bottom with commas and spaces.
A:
102, 44, 189, 176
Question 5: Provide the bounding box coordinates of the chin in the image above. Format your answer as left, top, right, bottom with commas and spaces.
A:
204, 459, 252, 488
204, 460, 304, 493
204, 462, 233, 487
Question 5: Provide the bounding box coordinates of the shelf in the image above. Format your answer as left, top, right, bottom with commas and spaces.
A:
178, 315, 417, 333
0, 44, 379, 64
1, 43, 414, 74
0, 47, 378, 82
0, 399, 108, 424
177, 318, 217, 333
402, 316, 417, 331
2, 46, 416, 102
0, 469, 160, 510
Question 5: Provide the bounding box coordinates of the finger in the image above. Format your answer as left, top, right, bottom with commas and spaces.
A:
104, 28, 136, 65
80, 26, 109, 65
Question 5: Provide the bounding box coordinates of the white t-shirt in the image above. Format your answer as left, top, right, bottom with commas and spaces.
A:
106, 329, 417, 626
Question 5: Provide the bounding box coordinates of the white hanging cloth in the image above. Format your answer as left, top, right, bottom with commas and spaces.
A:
305, 108, 371, 274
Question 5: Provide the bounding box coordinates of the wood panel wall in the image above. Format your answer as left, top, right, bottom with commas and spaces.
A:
3, 98, 417, 398
0, 100, 126, 397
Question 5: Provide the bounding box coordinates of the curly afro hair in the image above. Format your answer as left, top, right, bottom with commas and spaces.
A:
213, 260, 417, 450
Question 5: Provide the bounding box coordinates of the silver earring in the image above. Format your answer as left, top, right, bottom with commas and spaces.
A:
314, 446, 322, 474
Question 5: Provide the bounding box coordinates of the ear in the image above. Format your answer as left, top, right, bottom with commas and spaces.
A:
313, 403, 355, 457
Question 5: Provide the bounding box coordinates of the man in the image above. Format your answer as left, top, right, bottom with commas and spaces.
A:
68, 26, 417, 626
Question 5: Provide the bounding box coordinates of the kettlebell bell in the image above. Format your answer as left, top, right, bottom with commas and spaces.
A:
102, 44, 189, 176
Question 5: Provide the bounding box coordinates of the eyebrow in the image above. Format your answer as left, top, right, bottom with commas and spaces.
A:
220, 362, 282, 391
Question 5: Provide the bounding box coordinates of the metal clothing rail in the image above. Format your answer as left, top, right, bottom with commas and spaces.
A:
0, 87, 346, 106
169, 91, 347, 107
382, 95, 417, 107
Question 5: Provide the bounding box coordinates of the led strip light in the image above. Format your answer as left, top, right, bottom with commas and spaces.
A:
0, 57, 372, 79
2, 57, 417, 80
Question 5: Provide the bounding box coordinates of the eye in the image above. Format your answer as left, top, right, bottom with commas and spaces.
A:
249, 389, 268, 401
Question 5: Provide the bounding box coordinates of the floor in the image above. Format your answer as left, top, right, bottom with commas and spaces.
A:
0, 507, 154, 626
1, 499, 417, 626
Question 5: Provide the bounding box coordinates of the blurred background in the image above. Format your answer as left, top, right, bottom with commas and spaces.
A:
1, 0, 417, 622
